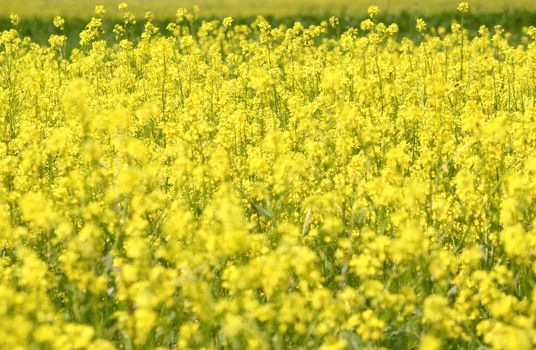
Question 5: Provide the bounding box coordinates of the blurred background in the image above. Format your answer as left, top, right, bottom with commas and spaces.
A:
0, 0, 534, 47
1, 0, 535, 17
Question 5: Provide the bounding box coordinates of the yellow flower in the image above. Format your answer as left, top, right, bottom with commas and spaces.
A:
53, 16, 64, 30
329, 16, 339, 28
94, 5, 106, 16
367, 5, 380, 18
420, 335, 441, 350
416, 18, 427, 32
9, 13, 20, 26
457, 2, 470, 13
222, 16, 233, 28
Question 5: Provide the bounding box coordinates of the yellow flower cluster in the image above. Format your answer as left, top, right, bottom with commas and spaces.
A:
1, 2, 536, 349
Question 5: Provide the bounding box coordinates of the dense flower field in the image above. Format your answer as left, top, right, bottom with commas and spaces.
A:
1, 2, 536, 349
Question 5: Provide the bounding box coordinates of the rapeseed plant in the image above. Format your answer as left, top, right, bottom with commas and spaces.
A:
0, 2, 535, 349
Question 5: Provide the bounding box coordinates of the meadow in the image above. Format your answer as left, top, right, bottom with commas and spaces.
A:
1, 1, 536, 349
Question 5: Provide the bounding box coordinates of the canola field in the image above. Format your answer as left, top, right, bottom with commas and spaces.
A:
1, 2, 536, 349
